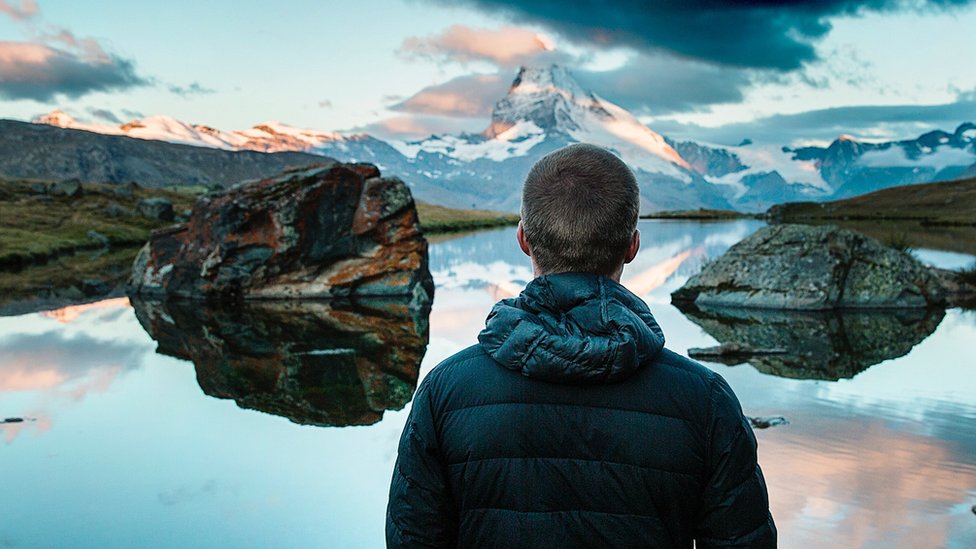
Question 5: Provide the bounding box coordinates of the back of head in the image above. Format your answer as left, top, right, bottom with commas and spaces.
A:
521, 143, 640, 276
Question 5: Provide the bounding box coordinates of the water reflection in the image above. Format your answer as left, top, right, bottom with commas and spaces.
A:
2, 221, 974, 549
676, 303, 946, 380
131, 298, 430, 427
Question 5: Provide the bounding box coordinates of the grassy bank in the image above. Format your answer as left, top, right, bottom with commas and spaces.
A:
769, 176, 976, 226
0, 177, 196, 269
641, 208, 761, 221
415, 202, 519, 233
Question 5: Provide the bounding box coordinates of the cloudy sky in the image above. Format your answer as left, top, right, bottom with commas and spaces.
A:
1, 0, 974, 145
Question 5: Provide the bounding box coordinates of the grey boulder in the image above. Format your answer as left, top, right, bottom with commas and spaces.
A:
672, 224, 947, 309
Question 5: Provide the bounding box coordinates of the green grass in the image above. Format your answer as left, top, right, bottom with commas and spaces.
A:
642, 208, 760, 220
0, 178, 195, 269
771, 176, 976, 226
415, 202, 519, 233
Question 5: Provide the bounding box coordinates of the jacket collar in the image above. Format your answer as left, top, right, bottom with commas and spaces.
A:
478, 273, 665, 384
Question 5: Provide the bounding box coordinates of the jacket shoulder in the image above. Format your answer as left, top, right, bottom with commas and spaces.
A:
654, 347, 722, 383
424, 344, 491, 384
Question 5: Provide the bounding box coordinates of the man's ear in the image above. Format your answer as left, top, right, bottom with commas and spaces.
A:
624, 229, 640, 264
516, 221, 532, 257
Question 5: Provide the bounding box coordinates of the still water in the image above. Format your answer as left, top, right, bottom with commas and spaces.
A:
2, 220, 975, 548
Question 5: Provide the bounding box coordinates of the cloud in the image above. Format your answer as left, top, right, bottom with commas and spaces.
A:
652, 99, 976, 145
428, 0, 976, 70
0, 0, 37, 21
0, 40, 148, 101
353, 114, 486, 140
317, 99, 332, 108
956, 87, 976, 102
87, 107, 121, 123
399, 24, 572, 68
391, 73, 509, 117
167, 81, 214, 97
0, 330, 145, 393
576, 54, 754, 115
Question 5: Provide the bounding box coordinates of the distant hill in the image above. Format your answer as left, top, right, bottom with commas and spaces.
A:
0, 119, 333, 188
769, 176, 976, 226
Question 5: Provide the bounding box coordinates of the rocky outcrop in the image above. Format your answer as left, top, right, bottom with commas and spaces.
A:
668, 139, 745, 178
131, 297, 429, 426
128, 163, 434, 305
136, 197, 174, 221
677, 302, 944, 380
672, 224, 947, 309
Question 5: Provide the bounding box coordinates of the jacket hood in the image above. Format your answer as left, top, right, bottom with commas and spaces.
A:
478, 273, 665, 385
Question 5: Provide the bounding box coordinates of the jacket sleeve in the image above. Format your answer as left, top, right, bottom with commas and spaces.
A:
386, 374, 457, 548
694, 373, 777, 549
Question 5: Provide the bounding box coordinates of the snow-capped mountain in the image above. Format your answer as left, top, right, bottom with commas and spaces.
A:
36, 109, 352, 152
29, 66, 976, 212
798, 124, 976, 198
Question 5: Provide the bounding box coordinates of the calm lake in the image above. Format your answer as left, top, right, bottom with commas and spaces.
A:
2, 219, 975, 548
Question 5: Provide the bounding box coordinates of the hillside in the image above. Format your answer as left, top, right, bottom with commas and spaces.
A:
0, 119, 333, 188
769, 176, 976, 225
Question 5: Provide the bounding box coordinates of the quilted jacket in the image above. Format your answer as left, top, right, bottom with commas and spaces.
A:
387, 272, 776, 548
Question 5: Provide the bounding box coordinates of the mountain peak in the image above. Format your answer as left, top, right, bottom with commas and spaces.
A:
481, 65, 690, 175
33, 109, 77, 128
509, 65, 589, 98
485, 64, 610, 138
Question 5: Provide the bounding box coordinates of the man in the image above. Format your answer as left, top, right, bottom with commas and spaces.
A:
387, 144, 776, 548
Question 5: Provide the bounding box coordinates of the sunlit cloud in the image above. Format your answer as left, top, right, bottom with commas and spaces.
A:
399, 24, 570, 68
0, 0, 37, 21
391, 73, 508, 118
0, 40, 148, 101
353, 113, 485, 140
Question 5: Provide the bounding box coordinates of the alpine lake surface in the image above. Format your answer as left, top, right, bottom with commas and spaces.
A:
1, 219, 974, 548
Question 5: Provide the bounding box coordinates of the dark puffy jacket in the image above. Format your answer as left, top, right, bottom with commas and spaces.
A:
387, 273, 776, 548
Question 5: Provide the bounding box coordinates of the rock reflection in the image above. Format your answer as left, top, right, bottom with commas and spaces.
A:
132, 298, 429, 426
676, 303, 945, 380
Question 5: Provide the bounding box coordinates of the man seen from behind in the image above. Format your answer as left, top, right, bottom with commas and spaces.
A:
386, 143, 776, 548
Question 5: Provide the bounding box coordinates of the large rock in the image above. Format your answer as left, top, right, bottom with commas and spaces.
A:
136, 197, 174, 221
128, 163, 433, 305
672, 224, 947, 309
50, 178, 82, 197
131, 298, 429, 426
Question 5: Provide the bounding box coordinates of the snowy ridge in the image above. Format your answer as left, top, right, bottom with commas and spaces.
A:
393, 121, 547, 162
708, 143, 829, 194
32, 110, 350, 153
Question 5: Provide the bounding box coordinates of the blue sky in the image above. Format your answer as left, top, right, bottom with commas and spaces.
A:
1, 0, 975, 145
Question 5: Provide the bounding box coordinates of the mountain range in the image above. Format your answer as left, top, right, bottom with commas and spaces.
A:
13, 65, 976, 212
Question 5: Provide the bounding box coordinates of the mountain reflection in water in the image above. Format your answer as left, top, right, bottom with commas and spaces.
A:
131, 298, 430, 427
676, 303, 946, 380
3, 220, 974, 549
